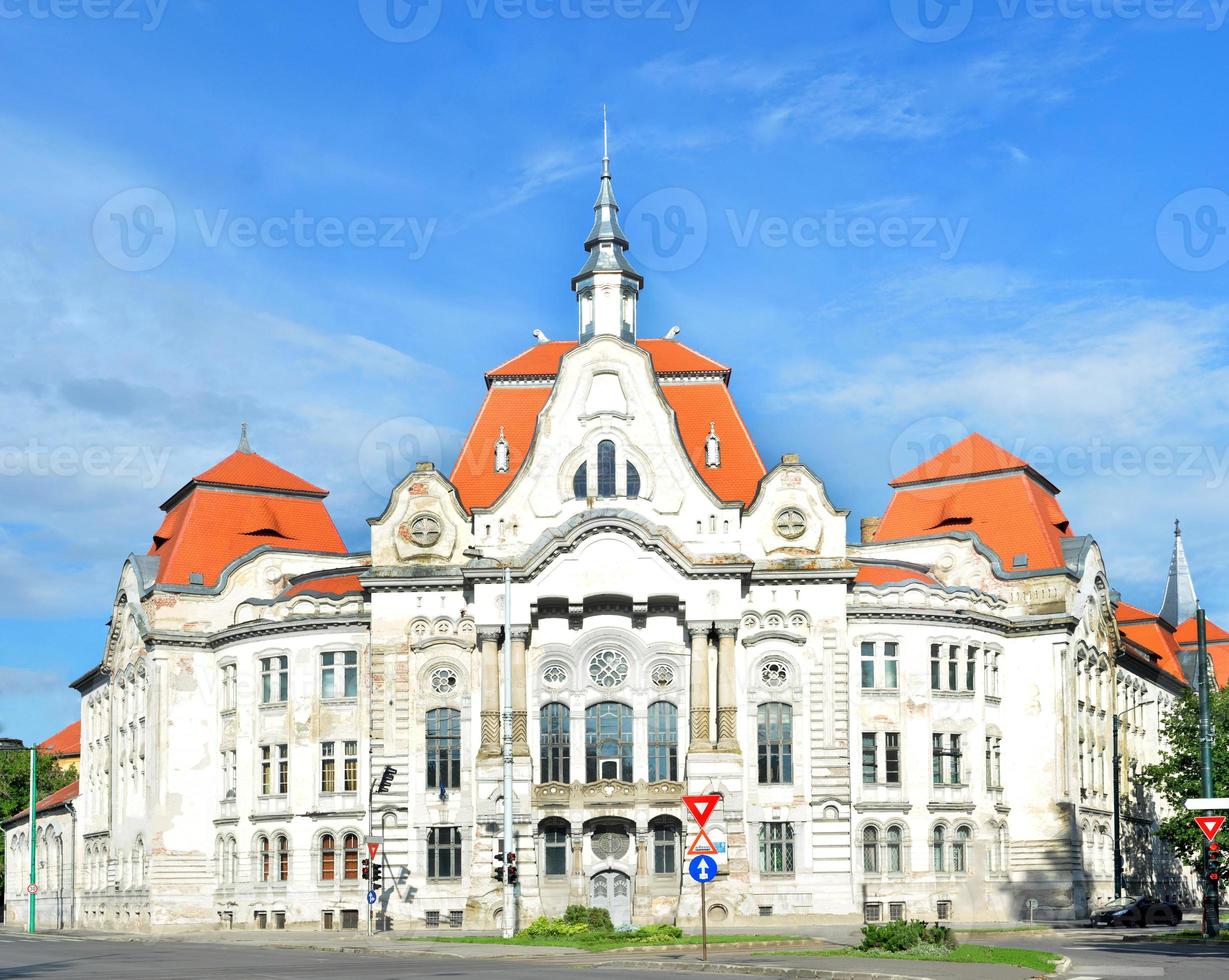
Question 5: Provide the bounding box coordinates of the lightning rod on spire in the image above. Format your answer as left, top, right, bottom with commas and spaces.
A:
602, 104, 609, 175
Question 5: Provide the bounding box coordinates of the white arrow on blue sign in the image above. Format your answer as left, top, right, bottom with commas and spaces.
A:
367, 889, 378, 905
688, 855, 717, 883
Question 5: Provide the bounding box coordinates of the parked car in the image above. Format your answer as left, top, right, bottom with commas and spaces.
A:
1090, 895, 1182, 927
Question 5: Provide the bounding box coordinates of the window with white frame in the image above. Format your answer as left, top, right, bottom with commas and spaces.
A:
222, 749, 237, 799
758, 821, 794, 874
985, 735, 1003, 789
543, 827, 569, 876
757, 702, 793, 784
540, 703, 570, 783
653, 823, 678, 874
321, 651, 358, 700
260, 656, 289, 704
862, 731, 901, 786
647, 701, 678, 782
862, 826, 879, 872
261, 743, 289, 796
220, 663, 237, 711
885, 825, 904, 872
931, 734, 963, 785
427, 826, 462, 879
930, 643, 977, 693
983, 650, 1001, 697
860, 641, 899, 690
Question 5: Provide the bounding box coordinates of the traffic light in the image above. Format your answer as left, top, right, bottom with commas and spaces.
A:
376, 766, 397, 794
361, 858, 370, 881
371, 863, 383, 886
507, 851, 518, 886
1208, 842, 1223, 886
492, 851, 505, 882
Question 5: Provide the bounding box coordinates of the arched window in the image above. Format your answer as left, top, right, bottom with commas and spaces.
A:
756, 703, 793, 784
540, 703, 571, 784
647, 701, 678, 782
320, 834, 336, 881
596, 440, 616, 497
275, 834, 290, 882
626, 462, 641, 499
426, 707, 461, 790
953, 825, 970, 873
886, 825, 903, 873
258, 835, 271, 882
541, 821, 570, 877
932, 826, 946, 872
651, 817, 681, 875
585, 701, 633, 782
343, 833, 360, 880
862, 826, 879, 873
573, 462, 587, 500
228, 836, 238, 884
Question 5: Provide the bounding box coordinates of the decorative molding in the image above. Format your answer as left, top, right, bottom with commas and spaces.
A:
741, 630, 806, 648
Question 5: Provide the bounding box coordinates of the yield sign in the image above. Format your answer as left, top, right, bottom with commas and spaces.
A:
1195, 815, 1226, 843
687, 828, 718, 857
367, 841, 381, 861
683, 794, 720, 828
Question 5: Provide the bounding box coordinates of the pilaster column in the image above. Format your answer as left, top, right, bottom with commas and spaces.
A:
569, 831, 586, 904
510, 626, 531, 756
477, 628, 501, 758
687, 624, 712, 752
715, 621, 740, 753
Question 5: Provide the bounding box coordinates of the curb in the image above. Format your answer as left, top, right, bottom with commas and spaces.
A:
606, 940, 824, 954
589, 961, 931, 980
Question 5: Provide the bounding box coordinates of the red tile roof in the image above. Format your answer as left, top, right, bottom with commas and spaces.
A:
3, 780, 79, 826
449, 342, 765, 511
1174, 616, 1229, 645
38, 721, 80, 757
1115, 601, 1157, 623
1115, 604, 1188, 684
148, 450, 347, 587
875, 464, 1074, 573
486, 339, 728, 381
854, 564, 938, 587
283, 574, 365, 599
890, 433, 1034, 487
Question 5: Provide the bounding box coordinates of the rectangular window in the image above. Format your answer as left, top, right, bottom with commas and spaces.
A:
261, 745, 273, 795
544, 829, 568, 876
321, 651, 359, 700
965, 648, 977, 691
885, 733, 901, 786
344, 740, 358, 793
884, 642, 899, 689
653, 826, 677, 875
221, 664, 237, 711
756, 703, 793, 784
860, 641, 875, 689
260, 656, 289, 704
321, 742, 335, 793
758, 822, 794, 874
861, 733, 877, 784
425, 910, 440, 928
426, 709, 461, 790
985, 736, 1002, 788
937, 901, 952, 921
222, 750, 237, 799
932, 734, 962, 785
889, 902, 905, 922
947, 646, 959, 690
341, 909, 359, 930
864, 902, 881, 922
540, 703, 571, 784
949, 734, 962, 785
930, 644, 941, 690
932, 734, 942, 786
427, 827, 462, 879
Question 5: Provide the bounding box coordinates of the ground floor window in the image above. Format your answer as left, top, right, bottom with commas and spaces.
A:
428, 827, 462, 879
543, 829, 568, 876
653, 825, 677, 875
758, 822, 794, 874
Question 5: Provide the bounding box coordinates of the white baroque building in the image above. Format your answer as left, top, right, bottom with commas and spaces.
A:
5, 154, 1225, 933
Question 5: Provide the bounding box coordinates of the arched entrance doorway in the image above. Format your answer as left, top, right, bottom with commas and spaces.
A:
589, 870, 631, 927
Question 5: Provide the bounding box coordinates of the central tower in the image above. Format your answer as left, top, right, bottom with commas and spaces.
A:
572, 113, 643, 344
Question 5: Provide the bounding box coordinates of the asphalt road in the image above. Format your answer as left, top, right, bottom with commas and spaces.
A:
995, 928, 1229, 980
0, 935, 676, 980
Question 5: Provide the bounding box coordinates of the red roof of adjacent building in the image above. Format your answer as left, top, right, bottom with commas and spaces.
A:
2, 780, 79, 827
1174, 616, 1229, 645
38, 721, 80, 757
1115, 604, 1188, 684
854, 564, 939, 587
148, 448, 347, 587
449, 341, 765, 511
1115, 601, 1157, 623
283, 574, 365, 599
875, 435, 1074, 573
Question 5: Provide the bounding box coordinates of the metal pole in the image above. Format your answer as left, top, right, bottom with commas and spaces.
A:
1112, 714, 1122, 898
27, 748, 36, 935
700, 879, 707, 961
502, 565, 514, 939
1196, 608, 1219, 935
368, 778, 375, 937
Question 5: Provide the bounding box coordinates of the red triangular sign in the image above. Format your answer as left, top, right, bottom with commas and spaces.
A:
683, 794, 720, 829
1196, 815, 1225, 843
368, 842, 380, 861
687, 828, 718, 857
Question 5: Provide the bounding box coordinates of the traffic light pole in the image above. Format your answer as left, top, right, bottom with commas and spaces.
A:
27, 748, 36, 935
1196, 609, 1220, 936
501, 564, 515, 939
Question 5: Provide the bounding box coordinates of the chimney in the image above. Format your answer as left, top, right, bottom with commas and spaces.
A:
861, 517, 881, 544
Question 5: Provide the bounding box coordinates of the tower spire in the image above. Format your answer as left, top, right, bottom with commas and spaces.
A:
573, 107, 643, 344
1159, 518, 1198, 627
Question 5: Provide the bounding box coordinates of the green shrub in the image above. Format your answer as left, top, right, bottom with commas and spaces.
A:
520, 916, 592, 937
859, 919, 958, 953
561, 904, 613, 931
921, 924, 956, 949
624, 924, 683, 943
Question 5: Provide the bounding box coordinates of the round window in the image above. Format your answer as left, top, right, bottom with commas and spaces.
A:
761, 660, 789, 688
542, 663, 568, 687
407, 514, 442, 548
588, 650, 630, 689
650, 664, 675, 688
775, 508, 807, 540
429, 667, 458, 694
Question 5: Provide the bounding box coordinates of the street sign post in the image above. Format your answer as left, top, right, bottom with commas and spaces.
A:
365, 836, 382, 936
688, 856, 717, 960
367, 889, 377, 905
1187, 800, 1229, 811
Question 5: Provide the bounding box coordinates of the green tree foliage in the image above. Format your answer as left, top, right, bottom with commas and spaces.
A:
1140, 687, 1229, 869
0, 750, 78, 880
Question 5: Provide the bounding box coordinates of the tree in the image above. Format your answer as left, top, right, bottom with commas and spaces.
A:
0, 750, 78, 883
1140, 687, 1229, 870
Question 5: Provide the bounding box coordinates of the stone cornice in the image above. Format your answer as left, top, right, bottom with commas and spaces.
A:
148, 616, 369, 652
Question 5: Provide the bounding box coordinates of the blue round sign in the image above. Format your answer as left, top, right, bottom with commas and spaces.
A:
688, 855, 717, 883
367, 889, 378, 905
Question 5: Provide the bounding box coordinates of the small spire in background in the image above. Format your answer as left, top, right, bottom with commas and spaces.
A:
237, 422, 252, 454
602, 103, 610, 177
1159, 517, 1197, 627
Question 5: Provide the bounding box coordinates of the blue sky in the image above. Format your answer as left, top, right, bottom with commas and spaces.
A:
1, 1, 1227, 745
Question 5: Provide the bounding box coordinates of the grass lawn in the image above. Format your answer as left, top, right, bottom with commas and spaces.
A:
406, 933, 804, 953
765, 943, 1061, 972
1154, 930, 1229, 942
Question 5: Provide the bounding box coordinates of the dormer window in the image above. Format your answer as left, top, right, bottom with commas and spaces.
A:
572, 444, 642, 500
494, 427, 510, 473
705, 422, 721, 468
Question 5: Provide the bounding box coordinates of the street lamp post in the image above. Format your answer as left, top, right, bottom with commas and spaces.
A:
1112, 700, 1154, 900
